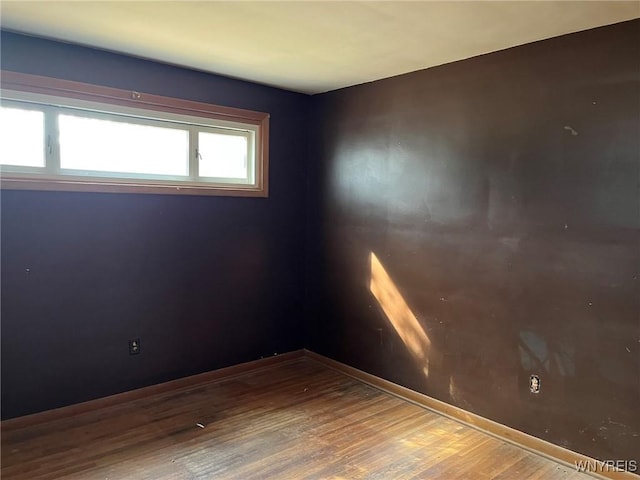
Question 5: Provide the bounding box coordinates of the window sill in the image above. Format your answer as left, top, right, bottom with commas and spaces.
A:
1, 174, 269, 197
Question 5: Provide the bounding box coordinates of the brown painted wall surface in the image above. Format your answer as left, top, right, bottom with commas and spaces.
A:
307, 20, 640, 463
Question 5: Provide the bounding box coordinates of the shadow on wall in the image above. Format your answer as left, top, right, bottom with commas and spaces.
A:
519, 330, 576, 377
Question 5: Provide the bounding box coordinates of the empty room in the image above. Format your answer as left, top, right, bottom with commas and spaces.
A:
0, 2, 638, 479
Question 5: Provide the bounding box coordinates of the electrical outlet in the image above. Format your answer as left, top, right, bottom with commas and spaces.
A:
129, 338, 141, 355
529, 374, 541, 393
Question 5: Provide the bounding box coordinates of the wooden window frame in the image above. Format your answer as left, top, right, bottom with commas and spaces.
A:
0, 71, 269, 197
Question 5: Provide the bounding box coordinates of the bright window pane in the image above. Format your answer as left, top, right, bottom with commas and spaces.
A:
199, 132, 248, 179
59, 114, 188, 176
0, 106, 45, 167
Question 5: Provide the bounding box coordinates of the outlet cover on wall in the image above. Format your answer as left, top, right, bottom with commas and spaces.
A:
530, 374, 541, 393
129, 338, 141, 355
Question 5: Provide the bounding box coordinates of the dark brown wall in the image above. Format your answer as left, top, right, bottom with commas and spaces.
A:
307, 20, 639, 463
0, 32, 309, 419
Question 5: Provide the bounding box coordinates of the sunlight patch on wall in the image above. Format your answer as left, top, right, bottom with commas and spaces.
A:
369, 252, 431, 378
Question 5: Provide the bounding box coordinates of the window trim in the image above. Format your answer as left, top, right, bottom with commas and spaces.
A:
0, 70, 269, 197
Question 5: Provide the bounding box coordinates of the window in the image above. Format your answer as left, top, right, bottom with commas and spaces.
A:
0, 71, 269, 196
0, 105, 45, 168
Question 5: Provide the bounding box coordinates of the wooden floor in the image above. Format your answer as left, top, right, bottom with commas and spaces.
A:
1, 358, 595, 480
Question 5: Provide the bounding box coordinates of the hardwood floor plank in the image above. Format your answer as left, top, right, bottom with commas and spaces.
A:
1, 358, 600, 479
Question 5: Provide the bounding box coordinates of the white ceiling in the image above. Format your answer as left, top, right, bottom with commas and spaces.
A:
1, 1, 638, 94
